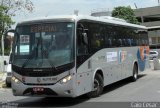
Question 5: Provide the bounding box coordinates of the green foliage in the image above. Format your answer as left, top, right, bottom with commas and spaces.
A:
0, 5, 14, 36
0, 48, 10, 55
0, 0, 34, 18
0, 0, 34, 55
0, 5, 14, 55
0, 0, 34, 35
112, 6, 139, 24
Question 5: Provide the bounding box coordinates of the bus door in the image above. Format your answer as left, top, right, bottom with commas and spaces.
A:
76, 24, 92, 96
119, 49, 128, 79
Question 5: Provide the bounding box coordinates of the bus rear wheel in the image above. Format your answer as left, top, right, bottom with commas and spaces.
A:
131, 64, 138, 82
87, 74, 103, 98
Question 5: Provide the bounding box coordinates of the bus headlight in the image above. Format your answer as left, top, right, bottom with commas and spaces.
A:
12, 76, 20, 84
60, 75, 72, 84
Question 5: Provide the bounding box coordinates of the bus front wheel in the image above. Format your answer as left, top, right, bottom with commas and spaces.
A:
87, 74, 103, 98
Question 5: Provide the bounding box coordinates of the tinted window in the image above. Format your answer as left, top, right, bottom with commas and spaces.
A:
77, 20, 149, 51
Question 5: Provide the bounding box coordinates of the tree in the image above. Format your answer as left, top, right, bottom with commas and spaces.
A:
112, 6, 139, 24
0, 0, 34, 16
0, 6, 13, 35
0, 5, 14, 55
0, 0, 34, 35
0, 0, 34, 55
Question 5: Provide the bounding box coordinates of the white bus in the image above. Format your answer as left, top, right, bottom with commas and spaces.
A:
9, 15, 149, 98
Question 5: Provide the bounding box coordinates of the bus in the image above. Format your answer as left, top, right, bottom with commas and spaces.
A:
9, 15, 149, 98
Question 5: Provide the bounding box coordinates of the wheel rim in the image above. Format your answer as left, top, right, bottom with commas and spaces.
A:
134, 71, 137, 79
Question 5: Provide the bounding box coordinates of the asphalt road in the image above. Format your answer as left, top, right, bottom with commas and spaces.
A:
1, 66, 160, 108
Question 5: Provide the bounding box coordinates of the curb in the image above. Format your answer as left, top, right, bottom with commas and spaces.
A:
0, 81, 5, 88
0, 73, 6, 81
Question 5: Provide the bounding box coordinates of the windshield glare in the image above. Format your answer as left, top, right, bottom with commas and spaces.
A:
13, 22, 74, 68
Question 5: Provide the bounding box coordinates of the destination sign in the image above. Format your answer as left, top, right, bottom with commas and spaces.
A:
31, 25, 57, 33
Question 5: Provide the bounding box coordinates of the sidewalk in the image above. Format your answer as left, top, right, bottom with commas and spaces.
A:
0, 72, 6, 88
0, 56, 9, 86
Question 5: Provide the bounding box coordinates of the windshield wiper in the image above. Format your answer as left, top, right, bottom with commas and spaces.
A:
22, 42, 57, 70
21, 49, 56, 69
21, 50, 35, 68
41, 47, 57, 70
21, 37, 41, 69
48, 59, 57, 70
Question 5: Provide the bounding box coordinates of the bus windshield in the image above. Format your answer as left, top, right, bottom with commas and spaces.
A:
13, 22, 74, 68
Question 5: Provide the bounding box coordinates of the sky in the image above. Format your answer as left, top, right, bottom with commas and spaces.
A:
12, 0, 159, 28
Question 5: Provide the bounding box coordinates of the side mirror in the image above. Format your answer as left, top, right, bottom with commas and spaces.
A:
4, 60, 8, 65
82, 32, 88, 45
4, 29, 15, 36
4, 29, 15, 39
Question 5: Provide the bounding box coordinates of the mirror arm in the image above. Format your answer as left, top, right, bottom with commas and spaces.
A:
4, 29, 15, 36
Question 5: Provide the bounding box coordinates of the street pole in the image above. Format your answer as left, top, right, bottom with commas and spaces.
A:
1, 33, 4, 73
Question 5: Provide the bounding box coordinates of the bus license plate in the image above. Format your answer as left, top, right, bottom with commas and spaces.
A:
33, 87, 44, 92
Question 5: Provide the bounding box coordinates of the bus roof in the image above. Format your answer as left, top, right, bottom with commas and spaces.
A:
17, 15, 147, 29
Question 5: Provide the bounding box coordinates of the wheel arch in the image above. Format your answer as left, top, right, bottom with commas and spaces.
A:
93, 68, 104, 79
92, 68, 104, 89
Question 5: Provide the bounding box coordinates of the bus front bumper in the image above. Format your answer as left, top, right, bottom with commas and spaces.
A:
11, 78, 76, 97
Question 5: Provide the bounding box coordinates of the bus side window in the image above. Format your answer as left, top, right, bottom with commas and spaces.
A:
105, 38, 112, 47
77, 23, 88, 55
122, 39, 126, 46
112, 39, 117, 47
127, 39, 132, 46
133, 39, 137, 46
117, 39, 123, 47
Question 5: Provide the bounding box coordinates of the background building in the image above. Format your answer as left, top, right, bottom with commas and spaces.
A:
134, 6, 160, 45
91, 6, 160, 46
91, 9, 111, 17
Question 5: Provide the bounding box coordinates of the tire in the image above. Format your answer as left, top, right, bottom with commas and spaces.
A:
131, 64, 138, 82
87, 74, 103, 98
